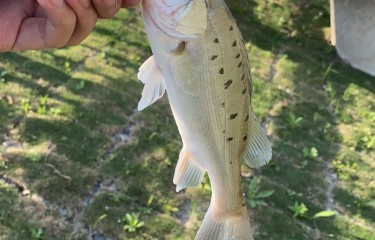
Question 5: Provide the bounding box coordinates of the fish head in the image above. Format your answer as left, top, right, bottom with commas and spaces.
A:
141, 0, 208, 41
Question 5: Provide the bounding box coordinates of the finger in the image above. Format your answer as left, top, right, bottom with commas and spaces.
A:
12, 0, 77, 51
121, 0, 141, 8
0, 0, 34, 52
92, 0, 121, 19
65, 0, 98, 46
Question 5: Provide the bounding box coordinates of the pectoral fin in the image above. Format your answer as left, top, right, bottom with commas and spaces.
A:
243, 110, 272, 168
137, 56, 166, 111
173, 149, 205, 192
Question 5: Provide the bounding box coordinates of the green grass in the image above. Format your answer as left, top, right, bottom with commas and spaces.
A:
1, 1, 374, 239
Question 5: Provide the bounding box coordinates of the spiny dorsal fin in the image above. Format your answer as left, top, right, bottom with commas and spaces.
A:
137, 56, 166, 111
173, 149, 205, 192
242, 110, 272, 168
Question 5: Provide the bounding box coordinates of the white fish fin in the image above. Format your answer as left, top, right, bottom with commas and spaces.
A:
195, 204, 254, 240
137, 56, 166, 111
173, 149, 205, 192
242, 109, 272, 168
142, 0, 207, 41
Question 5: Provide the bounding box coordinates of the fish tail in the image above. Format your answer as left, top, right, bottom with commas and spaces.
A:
195, 205, 254, 240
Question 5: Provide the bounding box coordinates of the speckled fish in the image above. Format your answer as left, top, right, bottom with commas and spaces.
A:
136, 0, 272, 239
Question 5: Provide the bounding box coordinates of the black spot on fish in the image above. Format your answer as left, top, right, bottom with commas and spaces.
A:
242, 203, 245, 207
238, 61, 242, 68
211, 55, 218, 60
224, 80, 232, 89
214, 38, 219, 43
221, 102, 225, 108
245, 114, 249, 122
229, 26, 234, 31
230, 113, 238, 119
242, 87, 247, 94
230, 162, 232, 164
235, 53, 241, 59
241, 74, 245, 81
227, 137, 233, 142
243, 135, 248, 141
219, 68, 224, 74
232, 40, 237, 47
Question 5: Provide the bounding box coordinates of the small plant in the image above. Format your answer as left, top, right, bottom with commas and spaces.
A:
288, 201, 308, 218
300, 147, 319, 169
123, 212, 145, 233
361, 135, 375, 150
303, 147, 319, 159
64, 61, 72, 73
21, 98, 31, 114
75, 80, 85, 90
286, 112, 303, 130
112, 193, 122, 203
31, 228, 43, 239
29, 153, 41, 162
247, 177, 274, 208
37, 94, 49, 115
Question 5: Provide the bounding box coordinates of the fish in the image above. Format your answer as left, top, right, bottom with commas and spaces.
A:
136, 0, 272, 239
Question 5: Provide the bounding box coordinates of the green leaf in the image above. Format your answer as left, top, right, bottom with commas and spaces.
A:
76, 80, 85, 90
249, 177, 258, 195
365, 200, 375, 207
312, 210, 337, 219
136, 221, 145, 228
257, 190, 275, 198
248, 199, 257, 208
310, 147, 319, 158
255, 200, 268, 206
295, 117, 303, 124
288, 201, 308, 218
0, 71, 8, 77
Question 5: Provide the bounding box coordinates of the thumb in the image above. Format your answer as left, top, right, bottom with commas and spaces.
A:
13, 0, 77, 51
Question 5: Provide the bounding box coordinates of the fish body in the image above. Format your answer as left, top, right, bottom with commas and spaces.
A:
137, 0, 272, 239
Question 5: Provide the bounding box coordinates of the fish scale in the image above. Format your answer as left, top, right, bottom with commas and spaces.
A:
137, 0, 272, 239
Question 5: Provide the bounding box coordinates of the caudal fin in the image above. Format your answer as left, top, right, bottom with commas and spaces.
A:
195, 206, 254, 240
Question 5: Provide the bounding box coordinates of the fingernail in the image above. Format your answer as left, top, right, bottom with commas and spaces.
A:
50, 0, 65, 8
79, 0, 91, 8
101, 0, 116, 8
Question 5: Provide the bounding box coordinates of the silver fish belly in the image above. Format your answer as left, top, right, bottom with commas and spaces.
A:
136, 1, 272, 239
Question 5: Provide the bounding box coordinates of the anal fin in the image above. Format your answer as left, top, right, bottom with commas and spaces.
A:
243, 109, 272, 168
173, 149, 205, 192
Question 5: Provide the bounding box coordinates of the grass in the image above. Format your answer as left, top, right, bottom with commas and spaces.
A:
0, 0, 374, 239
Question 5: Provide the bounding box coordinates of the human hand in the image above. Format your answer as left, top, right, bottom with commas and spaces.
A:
0, 0, 141, 52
